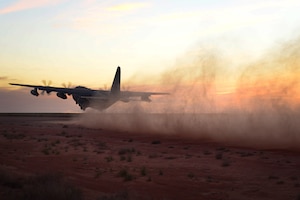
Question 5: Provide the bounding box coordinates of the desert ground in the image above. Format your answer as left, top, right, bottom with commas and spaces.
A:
0, 113, 300, 200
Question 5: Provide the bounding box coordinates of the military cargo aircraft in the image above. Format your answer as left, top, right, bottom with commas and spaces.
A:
10, 67, 169, 110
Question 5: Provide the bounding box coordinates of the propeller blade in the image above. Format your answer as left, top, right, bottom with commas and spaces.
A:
41, 80, 52, 95
62, 82, 73, 95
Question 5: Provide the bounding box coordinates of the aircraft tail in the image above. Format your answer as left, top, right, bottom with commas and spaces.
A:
111, 66, 121, 95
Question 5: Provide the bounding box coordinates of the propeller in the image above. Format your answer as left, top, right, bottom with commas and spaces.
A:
62, 82, 73, 89
41, 80, 52, 95
62, 82, 73, 95
42, 80, 52, 86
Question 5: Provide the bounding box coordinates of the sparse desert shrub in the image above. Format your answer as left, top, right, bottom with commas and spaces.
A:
118, 148, 135, 155
60, 131, 67, 136
70, 139, 84, 147
268, 175, 279, 180
215, 152, 223, 160
187, 172, 195, 179
105, 156, 113, 162
42, 143, 60, 155
240, 152, 254, 157
159, 170, 163, 176
276, 180, 284, 185
97, 191, 129, 200
290, 176, 298, 181
64, 146, 69, 152
221, 159, 230, 167
203, 150, 211, 155
120, 155, 126, 161
97, 142, 107, 150
216, 147, 226, 151
261, 156, 269, 159
3, 133, 26, 140
42, 148, 50, 155
126, 155, 132, 162
117, 169, 134, 182
95, 171, 102, 179
165, 156, 177, 160
148, 154, 158, 159
206, 176, 213, 182
117, 169, 127, 177
140, 166, 147, 176
118, 148, 128, 155
151, 140, 161, 144
51, 141, 57, 147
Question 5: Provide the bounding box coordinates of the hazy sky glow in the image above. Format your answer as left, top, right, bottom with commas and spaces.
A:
1, 0, 300, 112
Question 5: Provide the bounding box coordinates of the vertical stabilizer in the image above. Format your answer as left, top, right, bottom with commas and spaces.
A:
111, 66, 121, 95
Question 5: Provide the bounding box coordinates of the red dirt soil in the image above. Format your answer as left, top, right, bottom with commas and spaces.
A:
0, 114, 300, 200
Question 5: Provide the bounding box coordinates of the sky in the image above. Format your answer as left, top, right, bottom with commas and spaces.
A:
1, 0, 300, 112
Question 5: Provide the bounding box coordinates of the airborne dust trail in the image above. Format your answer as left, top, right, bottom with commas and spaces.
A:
77, 37, 300, 150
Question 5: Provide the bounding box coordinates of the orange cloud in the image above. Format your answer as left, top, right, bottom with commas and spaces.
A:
0, 0, 64, 14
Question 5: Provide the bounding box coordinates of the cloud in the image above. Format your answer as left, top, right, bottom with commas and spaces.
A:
106, 2, 150, 12
0, 76, 8, 80
53, 1, 151, 37
0, 0, 64, 14
152, 0, 300, 35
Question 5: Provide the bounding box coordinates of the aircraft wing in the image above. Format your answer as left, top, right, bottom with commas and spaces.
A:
9, 83, 85, 95
120, 91, 169, 102
81, 91, 169, 102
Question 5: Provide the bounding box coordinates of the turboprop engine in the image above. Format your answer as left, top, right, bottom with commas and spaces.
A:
57, 92, 67, 99
30, 88, 39, 96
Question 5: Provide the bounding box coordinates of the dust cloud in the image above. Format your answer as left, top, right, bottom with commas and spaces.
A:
77, 37, 300, 150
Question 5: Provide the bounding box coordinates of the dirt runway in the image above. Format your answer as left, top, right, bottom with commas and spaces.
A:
0, 113, 299, 200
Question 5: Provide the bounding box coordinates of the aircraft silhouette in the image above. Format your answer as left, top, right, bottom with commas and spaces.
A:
9, 67, 169, 110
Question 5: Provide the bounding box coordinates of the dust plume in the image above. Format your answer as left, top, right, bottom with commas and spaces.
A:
77, 37, 300, 150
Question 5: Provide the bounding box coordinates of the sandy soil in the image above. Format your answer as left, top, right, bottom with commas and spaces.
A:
0, 114, 300, 200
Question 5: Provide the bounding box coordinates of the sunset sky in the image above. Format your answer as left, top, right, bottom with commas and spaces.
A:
1, 0, 300, 112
